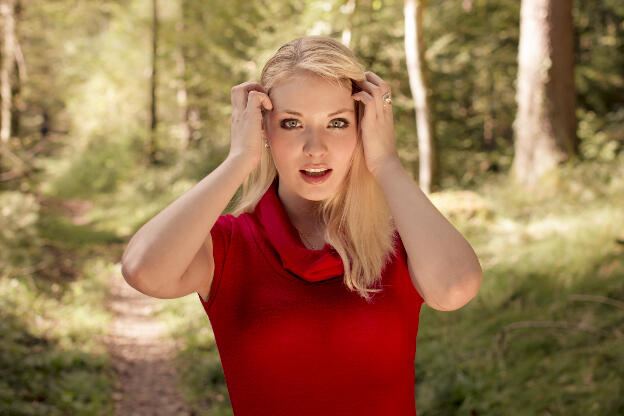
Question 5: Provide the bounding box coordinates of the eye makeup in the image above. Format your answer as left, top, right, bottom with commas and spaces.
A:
280, 118, 351, 130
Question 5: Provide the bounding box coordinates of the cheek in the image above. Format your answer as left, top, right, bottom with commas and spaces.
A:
269, 137, 298, 170
341, 133, 358, 158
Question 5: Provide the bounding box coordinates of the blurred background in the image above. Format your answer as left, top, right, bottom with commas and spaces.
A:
0, 0, 622, 415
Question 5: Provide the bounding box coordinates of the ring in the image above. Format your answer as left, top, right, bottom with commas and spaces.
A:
382, 91, 392, 105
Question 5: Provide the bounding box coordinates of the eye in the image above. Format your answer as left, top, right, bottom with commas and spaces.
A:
279, 118, 351, 130
330, 118, 350, 129
280, 119, 300, 129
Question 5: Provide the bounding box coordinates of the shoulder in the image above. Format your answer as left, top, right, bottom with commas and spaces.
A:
211, 212, 256, 245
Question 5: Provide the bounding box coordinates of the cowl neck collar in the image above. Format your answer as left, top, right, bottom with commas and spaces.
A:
253, 177, 344, 282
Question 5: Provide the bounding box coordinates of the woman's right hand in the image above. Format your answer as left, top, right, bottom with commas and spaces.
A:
228, 81, 273, 169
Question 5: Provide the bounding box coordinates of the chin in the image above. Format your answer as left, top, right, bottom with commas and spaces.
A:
292, 174, 341, 201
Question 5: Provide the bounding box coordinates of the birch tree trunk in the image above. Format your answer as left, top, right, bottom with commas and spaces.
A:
0, 0, 15, 146
512, 0, 577, 187
404, 0, 437, 194
175, 18, 190, 152
341, 0, 356, 47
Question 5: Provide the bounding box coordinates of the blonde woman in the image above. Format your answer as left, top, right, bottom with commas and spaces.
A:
122, 36, 482, 416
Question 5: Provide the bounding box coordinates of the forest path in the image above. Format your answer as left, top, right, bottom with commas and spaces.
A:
103, 271, 193, 416
45, 196, 194, 415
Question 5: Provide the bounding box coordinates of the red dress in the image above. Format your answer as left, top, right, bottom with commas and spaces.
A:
198, 177, 425, 415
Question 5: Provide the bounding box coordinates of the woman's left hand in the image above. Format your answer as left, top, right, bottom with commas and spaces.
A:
352, 71, 400, 177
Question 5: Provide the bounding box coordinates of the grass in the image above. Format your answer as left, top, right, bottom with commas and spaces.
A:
0, 260, 117, 415
0, 192, 120, 415
415, 155, 624, 415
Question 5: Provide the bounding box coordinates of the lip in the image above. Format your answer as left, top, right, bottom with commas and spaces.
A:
299, 168, 332, 184
300, 165, 331, 170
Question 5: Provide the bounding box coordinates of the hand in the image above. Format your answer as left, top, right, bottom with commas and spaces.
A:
351, 72, 400, 177
228, 81, 273, 168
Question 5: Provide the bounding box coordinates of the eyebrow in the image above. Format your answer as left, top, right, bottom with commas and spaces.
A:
278, 108, 355, 117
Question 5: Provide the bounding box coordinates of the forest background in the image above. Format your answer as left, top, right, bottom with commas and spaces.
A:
0, 0, 622, 415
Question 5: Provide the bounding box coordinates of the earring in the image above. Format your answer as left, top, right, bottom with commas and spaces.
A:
264, 140, 270, 148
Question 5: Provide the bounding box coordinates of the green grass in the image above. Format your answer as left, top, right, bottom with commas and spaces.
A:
0, 260, 117, 415
415, 155, 624, 415
0, 199, 119, 415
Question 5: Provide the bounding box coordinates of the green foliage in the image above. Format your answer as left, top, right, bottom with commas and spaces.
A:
2, 0, 622, 414
413, 154, 624, 415
577, 108, 623, 162
45, 136, 135, 199
0, 188, 120, 414
0, 258, 116, 415
0, 192, 41, 267
157, 296, 233, 415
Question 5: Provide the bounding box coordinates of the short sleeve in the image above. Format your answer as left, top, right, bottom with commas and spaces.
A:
392, 230, 425, 305
198, 214, 235, 310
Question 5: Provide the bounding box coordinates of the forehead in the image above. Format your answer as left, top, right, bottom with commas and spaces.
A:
269, 73, 353, 111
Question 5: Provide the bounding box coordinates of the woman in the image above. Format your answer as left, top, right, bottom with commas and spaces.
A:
121, 36, 482, 416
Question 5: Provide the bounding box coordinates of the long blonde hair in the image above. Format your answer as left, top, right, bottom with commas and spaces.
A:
231, 36, 398, 302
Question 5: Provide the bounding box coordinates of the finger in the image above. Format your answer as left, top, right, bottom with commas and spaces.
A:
365, 71, 389, 91
354, 78, 381, 96
354, 78, 384, 114
352, 91, 376, 119
364, 73, 391, 115
231, 82, 268, 109
246, 90, 273, 113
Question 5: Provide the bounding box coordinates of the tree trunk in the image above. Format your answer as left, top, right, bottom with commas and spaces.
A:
11, 0, 23, 139
147, 0, 159, 164
404, 0, 437, 194
341, 0, 356, 47
175, 19, 190, 152
0, 0, 15, 146
512, 0, 577, 187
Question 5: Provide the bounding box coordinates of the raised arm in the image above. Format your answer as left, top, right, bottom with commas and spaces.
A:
121, 81, 273, 299
121, 154, 254, 299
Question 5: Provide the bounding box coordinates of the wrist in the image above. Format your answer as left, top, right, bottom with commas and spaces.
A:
369, 156, 403, 180
226, 152, 260, 174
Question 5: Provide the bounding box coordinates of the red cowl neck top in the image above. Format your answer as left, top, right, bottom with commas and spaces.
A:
198, 177, 425, 415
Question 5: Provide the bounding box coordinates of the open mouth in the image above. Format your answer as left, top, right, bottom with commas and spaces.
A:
300, 169, 332, 177
299, 168, 333, 183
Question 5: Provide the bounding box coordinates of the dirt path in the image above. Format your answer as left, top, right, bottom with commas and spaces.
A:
104, 273, 193, 416
46, 196, 194, 415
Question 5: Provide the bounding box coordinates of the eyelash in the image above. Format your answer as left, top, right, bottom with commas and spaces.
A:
280, 118, 351, 130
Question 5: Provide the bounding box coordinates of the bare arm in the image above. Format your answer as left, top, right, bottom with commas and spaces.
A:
121, 154, 256, 299
121, 81, 273, 299
373, 158, 482, 311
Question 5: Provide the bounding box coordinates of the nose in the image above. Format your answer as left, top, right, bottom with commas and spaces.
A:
302, 128, 328, 158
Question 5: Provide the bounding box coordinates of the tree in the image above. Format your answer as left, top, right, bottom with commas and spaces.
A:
147, 0, 159, 164
512, 0, 577, 187
0, 0, 15, 146
404, 0, 437, 193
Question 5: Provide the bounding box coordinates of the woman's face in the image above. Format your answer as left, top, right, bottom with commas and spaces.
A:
264, 72, 358, 203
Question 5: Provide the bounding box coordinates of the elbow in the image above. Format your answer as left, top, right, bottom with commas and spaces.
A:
121, 260, 141, 288
121, 237, 149, 287
121, 248, 144, 288
431, 269, 483, 311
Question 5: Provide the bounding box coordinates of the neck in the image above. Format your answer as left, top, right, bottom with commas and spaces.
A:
277, 179, 324, 235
